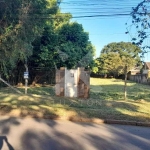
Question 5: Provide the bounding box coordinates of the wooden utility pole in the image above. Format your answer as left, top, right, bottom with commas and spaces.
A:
124, 65, 127, 100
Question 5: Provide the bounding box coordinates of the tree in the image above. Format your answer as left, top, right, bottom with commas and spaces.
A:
29, 11, 72, 70
0, 0, 58, 77
30, 22, 95, 69
97, 42, 142, 100
126, 0, 150, 55
29, 19, 95, 85
98, 52, 122, 77
56, 22, 95, 69
0, 0, 95, 85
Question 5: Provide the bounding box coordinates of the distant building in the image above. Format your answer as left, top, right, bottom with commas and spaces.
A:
128, 66, 141, 75
128, 62, 150, 84
143, 62, 150, 74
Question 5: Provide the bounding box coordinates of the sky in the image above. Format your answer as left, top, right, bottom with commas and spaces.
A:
60, 0, 150, 62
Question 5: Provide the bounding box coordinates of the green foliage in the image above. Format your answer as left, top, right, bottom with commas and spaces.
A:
30, 22, 95, 70
96, 42, 142, 77
30, 25, 58, 69
0, 0, 57, 76
56, 22, 95, 69
0, 0, 95, 84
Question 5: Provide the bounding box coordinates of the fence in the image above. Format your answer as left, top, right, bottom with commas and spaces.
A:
0, 68, 56, 88
30, 68, 55, 86
128, 74, 150, 84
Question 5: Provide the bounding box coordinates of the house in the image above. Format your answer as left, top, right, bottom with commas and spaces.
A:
128, 66, 141, 75
129, 62, 150, 75
128, 62, 150, 84
143, 62, 150, 74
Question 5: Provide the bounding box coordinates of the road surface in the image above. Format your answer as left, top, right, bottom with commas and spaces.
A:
0, 116, 150, 150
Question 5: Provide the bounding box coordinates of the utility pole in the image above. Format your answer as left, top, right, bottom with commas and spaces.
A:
124, 65, 127, 100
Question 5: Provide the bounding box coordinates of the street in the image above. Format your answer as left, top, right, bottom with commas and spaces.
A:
0, 116, 150, 150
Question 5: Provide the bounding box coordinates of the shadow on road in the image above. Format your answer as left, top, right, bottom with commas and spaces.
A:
0, 117, 84, 150
0, 116, 150, 150
0, 136, 14, 150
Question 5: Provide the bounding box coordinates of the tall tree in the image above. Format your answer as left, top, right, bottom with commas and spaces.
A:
0, 0, 57, 77
98, 52, 122, 77
30, 22, 95, 70
98, 42, 141, 100
0, 0, 95, 85
28, 15, 95, 84
56, 22, 95, 69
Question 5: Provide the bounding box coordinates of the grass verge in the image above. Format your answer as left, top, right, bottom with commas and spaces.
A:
0, 78, 150, 123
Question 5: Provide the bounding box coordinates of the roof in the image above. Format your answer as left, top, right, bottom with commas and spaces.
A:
130, 66, 141, 71
145, 62, 150, 69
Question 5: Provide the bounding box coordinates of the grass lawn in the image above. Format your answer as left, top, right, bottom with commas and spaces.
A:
90, 78, 150, 101
0, 78, 150, 123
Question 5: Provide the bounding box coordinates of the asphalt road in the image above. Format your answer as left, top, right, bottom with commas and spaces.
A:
0, 116, 150, 150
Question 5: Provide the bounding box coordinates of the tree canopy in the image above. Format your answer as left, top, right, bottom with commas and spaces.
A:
30, 22, 95, 70
0, 0, 95, 84
96, 42, 142, 77
0, 0, 58, 77
56, 22, 95, 69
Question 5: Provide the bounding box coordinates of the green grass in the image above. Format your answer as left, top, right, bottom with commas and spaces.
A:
0, 78, 150, 123
90, 78, 150, 101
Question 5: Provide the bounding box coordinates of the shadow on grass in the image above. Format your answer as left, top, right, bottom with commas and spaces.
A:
0, 82, 150, 123
0, 87, 150, 149
0, 92, 150, 123
0, 81, 150, 149
90, 83, 150, 102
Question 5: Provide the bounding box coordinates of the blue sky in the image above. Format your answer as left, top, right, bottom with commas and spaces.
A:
60, 0, 150, 62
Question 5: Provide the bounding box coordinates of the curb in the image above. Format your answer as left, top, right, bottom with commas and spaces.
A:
105, 119, 150, 127
1, 113, 150, 127
57, 117, 150, 127
50, 116, 150, 127
105, 119, 137, 126
136, 122, 150, 127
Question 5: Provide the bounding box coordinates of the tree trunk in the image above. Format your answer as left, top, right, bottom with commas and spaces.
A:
124, 65, 127, 100
32, 76, 40, 86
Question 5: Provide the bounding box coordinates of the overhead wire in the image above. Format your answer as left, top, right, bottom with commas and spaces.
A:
59, 0, 145, 19
0, 0, 145, 19
61, 0, 150, 59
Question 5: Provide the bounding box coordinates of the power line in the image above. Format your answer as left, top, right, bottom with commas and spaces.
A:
0, 1, 145, 20
60, 0, 144, 19
0, 13, 131, 19
71, 13, 131, 18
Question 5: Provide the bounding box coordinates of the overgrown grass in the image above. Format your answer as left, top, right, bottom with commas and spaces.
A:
90, 78, 150, 101
0, 78, 150, 122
